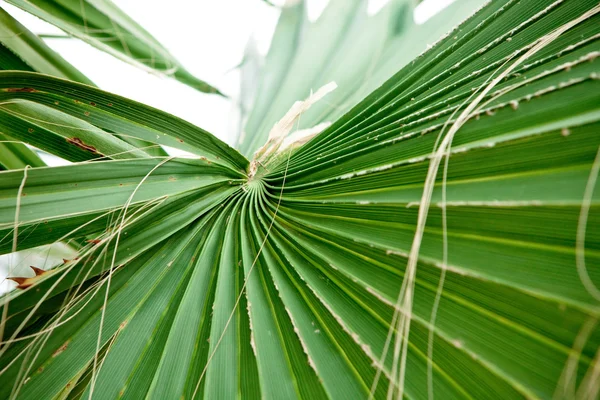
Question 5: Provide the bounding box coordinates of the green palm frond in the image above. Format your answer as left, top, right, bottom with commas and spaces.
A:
0, 0, 599, 399
4, 0, 221, 94
0, 7, 93, 85
0, 72, 240, 166
0, 6, 168, 166
237, 0, 489, 156
0, 133, 44, 170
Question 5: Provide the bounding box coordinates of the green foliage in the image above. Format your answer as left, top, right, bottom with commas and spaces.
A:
0, 0, 599, 399
4, 0, 221, 94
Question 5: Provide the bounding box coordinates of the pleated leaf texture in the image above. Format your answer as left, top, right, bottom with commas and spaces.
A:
1, 0, 600, 399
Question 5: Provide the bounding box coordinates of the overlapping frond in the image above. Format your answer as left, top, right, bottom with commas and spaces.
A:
4, 0, 220, 94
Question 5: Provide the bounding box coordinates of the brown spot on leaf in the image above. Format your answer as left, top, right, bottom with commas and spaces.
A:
67, 137, 97, 153
177, 138, 184, 143
52, 341, 70, 358
7, 87, 37, 93
86, 239, 102, 245
84, 111, 90, 116
107, 103, 113, 107
90, 102, 96, 106
28, 128, 34, 133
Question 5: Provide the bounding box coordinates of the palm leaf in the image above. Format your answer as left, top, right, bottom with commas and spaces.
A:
237, 0, 489, 156
0, 133, 44, 170
0, 0, 599, 399
4, 0, 221, 94
0, 6, 167, 166
0, 71, 243, 167
0, 6, 79, 169
0, 7, 93, 85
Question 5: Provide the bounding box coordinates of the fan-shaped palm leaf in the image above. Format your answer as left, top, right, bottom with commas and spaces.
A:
0, 0, 599, 399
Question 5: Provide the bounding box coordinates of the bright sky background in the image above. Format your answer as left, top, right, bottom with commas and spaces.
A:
0, 0, 455, 292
